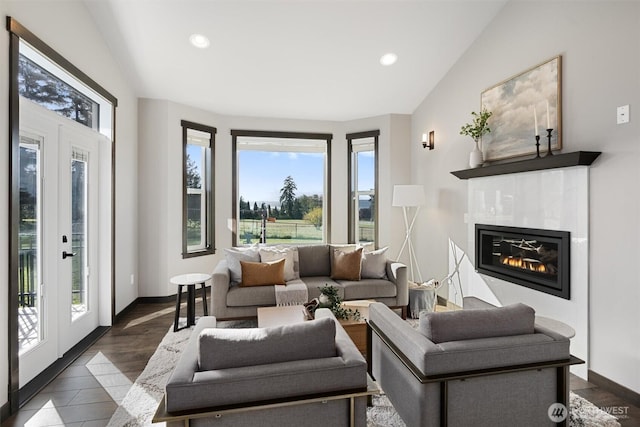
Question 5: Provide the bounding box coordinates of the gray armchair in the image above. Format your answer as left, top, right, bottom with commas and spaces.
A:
159, 309, 370, 427
368, 301, 581, 427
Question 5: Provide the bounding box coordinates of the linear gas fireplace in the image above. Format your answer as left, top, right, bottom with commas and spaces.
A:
475, 224, 570, 299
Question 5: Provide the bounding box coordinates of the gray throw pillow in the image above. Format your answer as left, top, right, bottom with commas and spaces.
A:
419, 303, 535, 344
361, 246, 388, 279
198, 317, 337, 371
298, 245, 331, 277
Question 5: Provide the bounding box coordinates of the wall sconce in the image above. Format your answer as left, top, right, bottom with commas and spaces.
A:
422, 131, 435, 150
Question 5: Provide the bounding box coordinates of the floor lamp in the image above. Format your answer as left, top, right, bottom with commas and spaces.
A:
392, 184, 426, 283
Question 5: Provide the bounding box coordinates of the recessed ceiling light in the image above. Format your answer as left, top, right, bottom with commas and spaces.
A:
380, 53, 398, 66
189, 34, 210, 49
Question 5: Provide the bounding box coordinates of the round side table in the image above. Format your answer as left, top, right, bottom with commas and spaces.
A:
535, 316, 576, 338
171, 273, 211, 332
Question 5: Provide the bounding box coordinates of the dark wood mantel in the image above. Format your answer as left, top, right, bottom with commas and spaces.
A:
451, 151, 601, 180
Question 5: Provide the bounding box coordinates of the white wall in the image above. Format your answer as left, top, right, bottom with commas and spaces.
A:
464, 167, 590, 379
0, 0, 139, 411
137, 99, 411, 297
412, 1, 640, 393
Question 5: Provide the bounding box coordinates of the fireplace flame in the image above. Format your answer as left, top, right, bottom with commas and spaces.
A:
501, 256, 547, 273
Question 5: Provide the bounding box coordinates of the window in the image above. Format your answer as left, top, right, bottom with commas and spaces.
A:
231, 130, 332, 246
182, 121, 216, 257
17, 40, 112, 138
348, 130, 379, 246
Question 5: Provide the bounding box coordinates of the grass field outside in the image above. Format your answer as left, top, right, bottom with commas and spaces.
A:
238, 219, 374, 244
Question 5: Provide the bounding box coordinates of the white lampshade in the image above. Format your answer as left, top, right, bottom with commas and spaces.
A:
392, 185, 426, 207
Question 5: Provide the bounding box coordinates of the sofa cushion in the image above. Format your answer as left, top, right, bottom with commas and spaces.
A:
227, 284, 276, 306
419, 303, 535, 344
198, 317, 337, 371
340, 278, 397, 300
298, 245, 331, 277
361, 247, 388, 279
240, 259, 286, 287
300, 277, 343, 300
224, 246, 260, 283
259, 246, 299, 281
331, 247, 363, 281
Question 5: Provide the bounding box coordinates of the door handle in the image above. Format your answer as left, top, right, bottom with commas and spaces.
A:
62, 251, 76, 259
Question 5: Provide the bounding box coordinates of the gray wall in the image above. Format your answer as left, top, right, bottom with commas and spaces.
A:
411, 1, 639, 393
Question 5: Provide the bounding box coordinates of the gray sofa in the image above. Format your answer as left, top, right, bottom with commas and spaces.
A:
163, 309, 368, 427
211, 244, 408, 320
368, 300, 580, 427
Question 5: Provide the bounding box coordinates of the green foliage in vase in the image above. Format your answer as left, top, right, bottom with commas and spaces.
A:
460, 108, 493, 142
318, 284, 361, 321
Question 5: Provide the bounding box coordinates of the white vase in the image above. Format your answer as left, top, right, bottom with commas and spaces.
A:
319, 293, 331, 306
469, 140, 484, 168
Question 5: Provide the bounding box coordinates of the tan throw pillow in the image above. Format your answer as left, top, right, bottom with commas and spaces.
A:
240, 259, 286, 287
330, 247, 363, 281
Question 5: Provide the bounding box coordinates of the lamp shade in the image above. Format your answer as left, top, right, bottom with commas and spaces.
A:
392, 185, 426, 207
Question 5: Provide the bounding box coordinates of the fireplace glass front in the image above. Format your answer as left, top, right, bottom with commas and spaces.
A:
475, 224, 570, 299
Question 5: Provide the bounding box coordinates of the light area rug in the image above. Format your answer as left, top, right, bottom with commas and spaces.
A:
108, 320, 621, 427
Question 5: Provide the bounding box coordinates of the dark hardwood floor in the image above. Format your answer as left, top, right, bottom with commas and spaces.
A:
2, 298, 639, 426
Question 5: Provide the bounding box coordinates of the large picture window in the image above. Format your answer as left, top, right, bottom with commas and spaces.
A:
348, 130, 379, 247
231, 130, 332, 246
182, 121, 215, 257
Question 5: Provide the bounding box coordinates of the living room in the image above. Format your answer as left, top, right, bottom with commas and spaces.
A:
1, 0, 638, 426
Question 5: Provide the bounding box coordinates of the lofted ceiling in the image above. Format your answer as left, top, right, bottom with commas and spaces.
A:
84, 0, 507, 121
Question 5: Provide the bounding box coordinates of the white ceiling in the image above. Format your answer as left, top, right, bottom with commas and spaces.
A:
85, 0, 507, 121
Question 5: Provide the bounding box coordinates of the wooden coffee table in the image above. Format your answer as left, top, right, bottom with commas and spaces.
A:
338, 300, 374, 354
257, 301, 374, 355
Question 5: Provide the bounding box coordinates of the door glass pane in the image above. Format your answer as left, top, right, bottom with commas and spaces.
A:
19, 136, 42, 353
71, 150, 88, 320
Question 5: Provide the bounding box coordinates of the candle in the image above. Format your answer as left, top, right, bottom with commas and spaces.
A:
546, 100, 551, 129
533, 105, 539, 136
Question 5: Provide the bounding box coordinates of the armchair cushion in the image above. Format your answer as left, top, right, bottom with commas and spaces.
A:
198, 317, 336, 370
419, 303, 535, 343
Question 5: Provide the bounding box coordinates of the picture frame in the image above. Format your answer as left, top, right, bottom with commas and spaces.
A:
481, 56, 562, 162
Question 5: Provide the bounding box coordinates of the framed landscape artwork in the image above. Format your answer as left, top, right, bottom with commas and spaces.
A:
481, 56, 562, 162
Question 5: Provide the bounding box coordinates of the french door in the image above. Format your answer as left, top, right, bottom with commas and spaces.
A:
18, 100, 101, 386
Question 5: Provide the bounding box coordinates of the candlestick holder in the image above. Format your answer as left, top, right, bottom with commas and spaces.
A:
546, 129, 553, 156
535, 135, 541, 158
